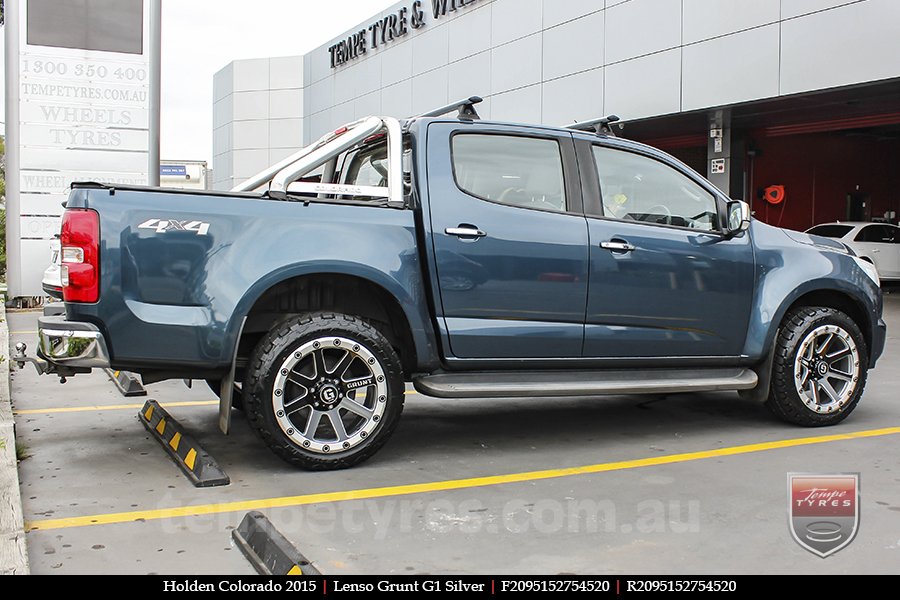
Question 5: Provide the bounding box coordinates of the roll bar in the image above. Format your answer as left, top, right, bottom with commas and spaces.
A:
232, 116, 406, 209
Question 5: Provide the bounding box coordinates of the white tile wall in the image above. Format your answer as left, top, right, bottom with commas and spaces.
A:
781, 0, 900, 95
380, 41, 414, 87
448, 5, 492, 62
492, 0, 543, 46
682, 0, 780, 44
605, 49, 681, 120
307, 79, 334, 115
233, 91, 270, 121
269, 56, 304, 90
449, 51, 492, 100
682, 24, 780, 111
491, 84, 542, 124
213, 63, 233, 102
542, 11, 604, 81
268, 118, 304, 149
412, 23, 450, 75
232, 58, 270, 92
491, 33, 543, 94
543, 0, 602, 29
354, 91, 382, 119
270, 89, 303, 120
781, 0, 861, 20
381, 79, 413, 122
542, 67, 604, 126
411, 67, 450, 116
232, 149, 271, 179
605, 0, 681, 64
233, 120, 268, 150
213, 0, 900, 181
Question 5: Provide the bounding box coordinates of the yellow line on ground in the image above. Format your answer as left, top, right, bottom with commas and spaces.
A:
25, 426, 900, 532
15, 391, 420, 416
9, 331, 38, 335
14, 400, 219, 415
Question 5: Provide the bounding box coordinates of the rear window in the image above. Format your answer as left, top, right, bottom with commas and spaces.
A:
452, 134, 567, 213
808, 225, 853, 239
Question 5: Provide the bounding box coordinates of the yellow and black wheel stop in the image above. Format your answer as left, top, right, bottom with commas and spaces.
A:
138, 399, 229, 488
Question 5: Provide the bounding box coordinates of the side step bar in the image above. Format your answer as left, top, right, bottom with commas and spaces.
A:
414, 368, 758, 399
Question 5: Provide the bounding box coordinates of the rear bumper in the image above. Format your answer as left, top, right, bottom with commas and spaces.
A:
42, 282, 63, 299
871, 317, 887, 368
37, 316, 111, 369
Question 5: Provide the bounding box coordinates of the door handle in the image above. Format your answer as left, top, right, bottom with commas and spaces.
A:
446, 226, 486, 239
601, 240, 636, 253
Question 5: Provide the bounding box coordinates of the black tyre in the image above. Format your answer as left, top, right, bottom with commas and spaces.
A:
766, 307, 868, 426
244, 312, 405, 470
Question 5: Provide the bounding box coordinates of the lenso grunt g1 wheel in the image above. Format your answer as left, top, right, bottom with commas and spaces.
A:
244, 313, 404, 470
767, 307, 868, 427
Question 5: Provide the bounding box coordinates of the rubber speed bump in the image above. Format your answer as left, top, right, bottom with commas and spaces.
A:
233, 512, 320, 576
138, 400, 230, 488
105, 369, 147, 397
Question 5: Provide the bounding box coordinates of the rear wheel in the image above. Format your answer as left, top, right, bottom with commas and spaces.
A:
244, 312, 405, 470
766, 307, 868, 426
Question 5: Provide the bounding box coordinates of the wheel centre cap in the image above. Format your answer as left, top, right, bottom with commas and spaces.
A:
815, 361, 829, 378
319, 383, 340, 405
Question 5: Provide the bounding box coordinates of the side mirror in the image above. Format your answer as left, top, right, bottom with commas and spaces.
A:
725, 200, 751, 236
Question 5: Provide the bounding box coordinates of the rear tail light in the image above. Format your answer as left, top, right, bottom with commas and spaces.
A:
60, 209, 100, 303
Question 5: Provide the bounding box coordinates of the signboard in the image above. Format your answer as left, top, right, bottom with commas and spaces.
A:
710, 158, 726, 175
5, 0, 160, 297
161, 165, 188, 177
329, 0, 483, 68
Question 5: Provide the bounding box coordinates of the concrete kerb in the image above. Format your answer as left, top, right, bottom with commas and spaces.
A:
0, 303, 30, 574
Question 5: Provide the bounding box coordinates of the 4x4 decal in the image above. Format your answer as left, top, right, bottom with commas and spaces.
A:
138, 218, 210, 236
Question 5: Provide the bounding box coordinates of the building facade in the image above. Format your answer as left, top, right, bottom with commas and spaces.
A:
212, 0, 900, 231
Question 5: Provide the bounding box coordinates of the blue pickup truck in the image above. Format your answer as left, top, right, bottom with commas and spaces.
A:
23, 99, 886, 470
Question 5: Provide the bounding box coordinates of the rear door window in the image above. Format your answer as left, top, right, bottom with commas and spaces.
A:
855, 225, 895, 243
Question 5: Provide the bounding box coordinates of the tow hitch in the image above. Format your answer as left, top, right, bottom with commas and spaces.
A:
13, 342, 89, 383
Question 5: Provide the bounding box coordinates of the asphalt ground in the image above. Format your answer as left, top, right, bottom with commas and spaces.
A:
9, 294, 900, 574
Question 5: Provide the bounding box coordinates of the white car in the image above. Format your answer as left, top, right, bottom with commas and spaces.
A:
41, 238, 64, 298
806, 222, 900, 282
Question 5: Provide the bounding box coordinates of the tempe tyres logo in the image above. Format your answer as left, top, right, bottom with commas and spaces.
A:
788, 473, 859, 558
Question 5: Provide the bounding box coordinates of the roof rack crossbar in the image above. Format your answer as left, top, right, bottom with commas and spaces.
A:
567, 115, 621, 137
416, 96, 483, 121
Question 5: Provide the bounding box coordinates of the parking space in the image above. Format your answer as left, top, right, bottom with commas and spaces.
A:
10, 296, 900, 574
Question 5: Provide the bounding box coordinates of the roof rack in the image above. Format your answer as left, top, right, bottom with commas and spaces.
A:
567, 115, 621, 137
416, 96, 483, 121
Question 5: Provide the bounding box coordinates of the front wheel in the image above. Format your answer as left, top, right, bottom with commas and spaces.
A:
244, 313, 405, 470
766, 307, 868, 426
